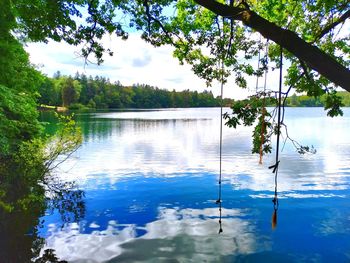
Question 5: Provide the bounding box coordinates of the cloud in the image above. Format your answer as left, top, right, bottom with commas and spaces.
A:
25, 34, 209, 93
165, 77, 184, 83
132, 53, 152, 67
25, 33, 282, 99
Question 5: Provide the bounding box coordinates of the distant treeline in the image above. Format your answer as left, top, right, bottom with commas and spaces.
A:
38, 72, 350, 109
38, 72, 234, 109
285, 92, 350, 107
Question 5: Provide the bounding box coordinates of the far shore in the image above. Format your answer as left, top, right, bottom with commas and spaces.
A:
38, 105, 67, 112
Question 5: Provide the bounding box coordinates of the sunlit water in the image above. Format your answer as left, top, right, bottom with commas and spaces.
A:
39, 108, 350, 262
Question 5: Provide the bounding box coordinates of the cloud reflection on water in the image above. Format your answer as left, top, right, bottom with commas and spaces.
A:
41, 207, 266, 262
53, 108, 350, 195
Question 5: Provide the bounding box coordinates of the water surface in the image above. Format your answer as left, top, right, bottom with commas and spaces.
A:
39, 107, 350, 262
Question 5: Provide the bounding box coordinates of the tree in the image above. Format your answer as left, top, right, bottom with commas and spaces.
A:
0, 0, 83, 217
8, 0, 349, 92
38, 77, 59, 106
0, 0, 43, 156
56, 77, 82, 107
193, 0, 350, 89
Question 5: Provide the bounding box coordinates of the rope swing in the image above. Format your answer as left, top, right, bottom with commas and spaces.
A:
215, 15, 228, 234
215, 16, 284, 230
216, 58, 224, 234
269, 46, 284, 229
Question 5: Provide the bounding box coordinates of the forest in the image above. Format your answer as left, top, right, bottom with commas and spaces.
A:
38, 72, 350, 110
285, 91, 350, 107
38, 72, 234, 109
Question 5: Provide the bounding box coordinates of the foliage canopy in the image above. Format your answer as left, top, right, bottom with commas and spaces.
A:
7, 0, 350, 92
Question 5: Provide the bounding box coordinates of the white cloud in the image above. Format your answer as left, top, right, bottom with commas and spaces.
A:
25, 33, 259, 99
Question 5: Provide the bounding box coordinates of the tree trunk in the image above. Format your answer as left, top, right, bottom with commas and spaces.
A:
195, 0, 350, 92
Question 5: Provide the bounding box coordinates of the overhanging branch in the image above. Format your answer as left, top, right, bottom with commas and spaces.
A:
194, 0, 350, 91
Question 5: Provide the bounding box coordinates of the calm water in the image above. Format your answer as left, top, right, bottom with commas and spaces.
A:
38, 108, 350, 262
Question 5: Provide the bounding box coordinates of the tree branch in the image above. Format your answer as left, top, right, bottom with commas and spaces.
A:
194, 0, 350, 91
142, 0, 182, 48
314, 9, 350, 42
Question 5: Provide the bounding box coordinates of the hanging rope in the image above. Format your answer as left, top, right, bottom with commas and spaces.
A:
218, 58, 224, 202
214, 15, 230, 234
269, 45, 283, 229
216, 57, 224, 234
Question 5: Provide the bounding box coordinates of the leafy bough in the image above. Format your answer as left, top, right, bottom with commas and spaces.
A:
223, 91, 317, 157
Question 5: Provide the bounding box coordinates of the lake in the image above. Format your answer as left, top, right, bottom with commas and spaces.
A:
18, 108, 350, 262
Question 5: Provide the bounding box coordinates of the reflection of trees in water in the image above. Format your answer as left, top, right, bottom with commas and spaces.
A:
79, 117, 211, 141
39, 111, 61, 136
34, 249, 68, 263
41, 111, 213, 142
0, 111, 87, 261
80, 119, 118, 141
0, 205, 44, 262
46, 181, 86, 225
130, 119, 209, 131
0, 176, 85, 262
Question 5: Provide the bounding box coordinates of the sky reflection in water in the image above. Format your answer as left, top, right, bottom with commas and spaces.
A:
40, 108, 350, 262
